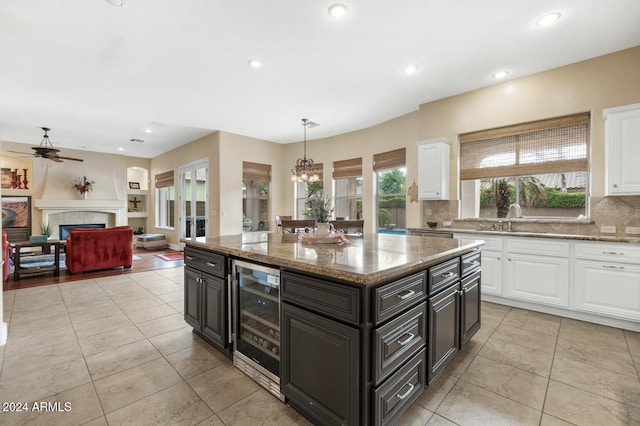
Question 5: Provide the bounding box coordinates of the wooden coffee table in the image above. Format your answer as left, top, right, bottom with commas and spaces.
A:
11, 240, 66, 280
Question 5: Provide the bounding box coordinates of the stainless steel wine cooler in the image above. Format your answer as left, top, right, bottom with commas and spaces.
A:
232, 260, 283, 401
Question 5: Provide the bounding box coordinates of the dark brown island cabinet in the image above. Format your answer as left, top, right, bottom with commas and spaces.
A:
183, 234, 482, 425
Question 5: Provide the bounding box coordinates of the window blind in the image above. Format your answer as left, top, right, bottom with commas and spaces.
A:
333, 157, 362, 179
155, 170, 174, 188
242, 161, 271, 181
373, 148, 406, 172
313, 162, 324, 180
459, 112, 589, 180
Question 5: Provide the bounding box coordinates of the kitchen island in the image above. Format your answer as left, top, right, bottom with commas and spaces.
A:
183, 232, 483, 426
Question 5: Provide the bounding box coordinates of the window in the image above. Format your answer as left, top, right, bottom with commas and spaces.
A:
333, 158, 362, 220
242, 161, 271, 231
295, 163, 323, 219
374, 148, 406, 231
459, 113, 589, 218
155, 171, 175, 228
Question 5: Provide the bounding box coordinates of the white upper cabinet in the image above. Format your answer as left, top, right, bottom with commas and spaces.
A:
603, 102, 640, 195
417, 138, 450, 200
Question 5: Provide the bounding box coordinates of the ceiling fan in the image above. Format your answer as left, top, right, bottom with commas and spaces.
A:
9, 127, 84, 162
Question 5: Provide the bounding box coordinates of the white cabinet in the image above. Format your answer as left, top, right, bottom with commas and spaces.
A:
574, 242, 640, 321
454, 233, 503, 296
504, 238, 570, 307
603, 102, 640, 195
417, 138, 450, 200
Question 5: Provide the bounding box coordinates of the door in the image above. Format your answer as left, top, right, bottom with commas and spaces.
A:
428, 285, 459, 384
179, 160, 208, 240
184, 267, 202, 329
202, 273, 229, 349
460, 272, 481, 347
281, 302, 360, 426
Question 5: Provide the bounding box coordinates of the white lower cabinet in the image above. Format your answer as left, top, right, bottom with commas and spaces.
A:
480, 250, 502, 296
504, 252, 569, 307
452, 232, 640, 330
574, 242, 640, 321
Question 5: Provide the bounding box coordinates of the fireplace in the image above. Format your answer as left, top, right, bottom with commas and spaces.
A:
59, 223, 106, 241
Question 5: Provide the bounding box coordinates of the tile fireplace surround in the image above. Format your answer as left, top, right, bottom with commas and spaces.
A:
34, 199, 125, 240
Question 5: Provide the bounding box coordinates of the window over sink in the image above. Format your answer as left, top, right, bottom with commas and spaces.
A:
459, 113, 590, 219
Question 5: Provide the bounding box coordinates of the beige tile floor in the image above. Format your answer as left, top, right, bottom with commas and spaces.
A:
1, 267, 640, 425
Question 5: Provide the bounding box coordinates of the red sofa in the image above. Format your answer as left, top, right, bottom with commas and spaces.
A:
2, 230, 10, 283
65, 226, 133, 274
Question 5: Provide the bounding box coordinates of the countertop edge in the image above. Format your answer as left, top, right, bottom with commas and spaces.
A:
407, 227, 640, 244
183, 238, 484, 285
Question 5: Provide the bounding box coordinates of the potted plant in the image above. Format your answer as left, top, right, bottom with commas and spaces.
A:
41, 222, 53, 239
305, 192, 334, 234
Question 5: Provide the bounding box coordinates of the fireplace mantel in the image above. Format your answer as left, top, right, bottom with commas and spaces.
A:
34, 199, 127, 227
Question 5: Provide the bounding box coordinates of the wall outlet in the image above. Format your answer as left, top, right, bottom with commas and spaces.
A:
600, 225, 616, 234
626, 226, 640, 235
443, 221, 452, 227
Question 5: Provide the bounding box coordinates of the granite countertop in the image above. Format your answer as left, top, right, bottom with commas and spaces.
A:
407, 227, 640, 244
183, 233, 483, 285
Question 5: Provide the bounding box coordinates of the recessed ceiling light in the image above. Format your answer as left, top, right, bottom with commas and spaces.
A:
117, 147, 124, 151
492, 70, 510, 80
248, 59, 263, 68
104, 0, 123, 6
144, 128, 152, 133
536, 12, 562, 27
328, 3, 349, 18
403, 65, 418, 75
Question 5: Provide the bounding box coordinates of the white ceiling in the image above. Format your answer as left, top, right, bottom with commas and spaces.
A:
1, 0, 639, 159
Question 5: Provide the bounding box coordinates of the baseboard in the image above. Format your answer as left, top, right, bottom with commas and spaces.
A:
168, 242, 182, 251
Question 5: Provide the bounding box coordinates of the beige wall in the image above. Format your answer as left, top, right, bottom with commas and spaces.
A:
418, 46, 640, 199
1, 141, 132, 234
150, 132, 219, 243
282, 112, 420, 233
4, 47, 639, 238
218, 131, 285, 236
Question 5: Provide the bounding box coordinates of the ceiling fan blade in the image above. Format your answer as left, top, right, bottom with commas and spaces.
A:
55, 156, 84, 162
7, 150, 35, 156
50, 157, 64, 163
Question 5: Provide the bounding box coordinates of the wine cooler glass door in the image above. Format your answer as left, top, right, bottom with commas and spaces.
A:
233, 260, 280, 377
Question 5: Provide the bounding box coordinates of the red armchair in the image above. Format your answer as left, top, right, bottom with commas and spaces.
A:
65, 226, 133, 274
2, 230, 10, 283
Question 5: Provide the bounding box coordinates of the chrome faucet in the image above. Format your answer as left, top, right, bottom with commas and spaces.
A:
506, 203, 522, 231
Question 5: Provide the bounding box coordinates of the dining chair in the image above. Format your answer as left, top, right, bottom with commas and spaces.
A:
280, 219, 316, 234
275, 215, 292, 233
330, 219, 364, 235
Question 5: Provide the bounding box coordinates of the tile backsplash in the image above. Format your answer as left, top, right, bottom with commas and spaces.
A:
421, 196, 640, 237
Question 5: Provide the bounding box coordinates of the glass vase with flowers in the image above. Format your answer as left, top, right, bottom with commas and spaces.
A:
73, 176, 95, 199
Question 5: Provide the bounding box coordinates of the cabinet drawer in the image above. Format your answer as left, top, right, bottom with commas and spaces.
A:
281, 271, 360, 325
374, 272, 426, 324
428, 258, 460, 295
506, 237, 570, 257
461, 250, 481, 277
373, 347, 425, 426
373, 302, 426, 385
575, 242, 640, 263
185, 247, 227, 278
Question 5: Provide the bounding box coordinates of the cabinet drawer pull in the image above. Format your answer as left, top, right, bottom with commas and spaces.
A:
440, 272, 454, 278
186, 256, 195, 261
206, 262, 218, 268
603, 265, 624, 270
397, 333, 415, 346
602, 251, 624, 256
396, 383, 415, 400
397, 290, 415, 300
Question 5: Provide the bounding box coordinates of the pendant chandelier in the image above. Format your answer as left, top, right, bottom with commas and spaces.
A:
291, 118, 320, 182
